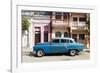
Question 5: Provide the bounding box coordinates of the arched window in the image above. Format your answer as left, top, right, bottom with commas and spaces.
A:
64, 32, 68, 37
55, 32, 62, 37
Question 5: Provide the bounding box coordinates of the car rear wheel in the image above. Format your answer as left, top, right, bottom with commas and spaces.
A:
69, 50, 77, 56
36, 50, 44, 57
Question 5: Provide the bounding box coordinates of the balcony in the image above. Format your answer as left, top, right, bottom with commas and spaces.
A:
72, 22, 86, 26
52, 20, 69, 28
71, 22, 88, 30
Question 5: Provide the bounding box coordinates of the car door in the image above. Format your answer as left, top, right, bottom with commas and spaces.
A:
49, 39, 61, 53
60, 39, 67, 53
65, 39, 74, 52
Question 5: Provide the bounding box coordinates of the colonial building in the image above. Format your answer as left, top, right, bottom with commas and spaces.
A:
31, 11, 52, 47
51, 12, 70, 38
22, 11, 90, 49
22, 11, 52, 48
51, 12, 89, 48
70, 13, 89, 47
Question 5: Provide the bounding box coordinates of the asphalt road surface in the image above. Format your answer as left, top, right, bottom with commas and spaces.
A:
22, 50, 90, 62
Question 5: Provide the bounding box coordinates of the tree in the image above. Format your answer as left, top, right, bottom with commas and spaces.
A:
22, 16, 30, 31
22, 16, 30, 48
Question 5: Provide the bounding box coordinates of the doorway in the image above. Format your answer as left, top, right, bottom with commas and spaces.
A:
35, 27, 41, 45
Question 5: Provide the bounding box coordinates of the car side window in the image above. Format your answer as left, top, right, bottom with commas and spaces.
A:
66, 39, 69, 43
52, 39, 59, 43
61, 39, 66, 43
66, 39, 73, 43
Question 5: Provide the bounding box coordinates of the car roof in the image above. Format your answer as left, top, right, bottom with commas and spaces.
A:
52, 37, 74, 40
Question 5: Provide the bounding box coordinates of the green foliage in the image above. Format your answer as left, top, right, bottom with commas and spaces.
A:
22, 16, 30, 31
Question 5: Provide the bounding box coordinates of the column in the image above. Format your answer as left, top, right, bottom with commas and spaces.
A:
62, 32, 64, 38
77, 34, 79, 42
32, 21, 35, 47
41, 26, 44, 43
61, 12, 63, 20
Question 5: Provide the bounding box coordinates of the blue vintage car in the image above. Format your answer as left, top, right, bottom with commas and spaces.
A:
33, 38, 84, 57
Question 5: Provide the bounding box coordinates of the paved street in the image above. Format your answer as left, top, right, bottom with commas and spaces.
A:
22, 49, 90, 62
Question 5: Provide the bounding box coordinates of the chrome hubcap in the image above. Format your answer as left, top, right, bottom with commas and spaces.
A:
70, 50, 76, 56
37, 50, 43, 57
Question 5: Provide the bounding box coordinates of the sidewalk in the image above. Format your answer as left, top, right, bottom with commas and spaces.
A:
83, 48, 90, 52
22, 48, 32, 55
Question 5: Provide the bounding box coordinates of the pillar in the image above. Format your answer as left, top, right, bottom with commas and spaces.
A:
41, 26, 44, 43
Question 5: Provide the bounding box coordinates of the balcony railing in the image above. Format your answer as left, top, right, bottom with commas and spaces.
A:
72, 22, 86, 27
71, 21, 88, 30
52, 19, 69, 27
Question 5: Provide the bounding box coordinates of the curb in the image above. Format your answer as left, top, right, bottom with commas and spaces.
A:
83, 49, 90, 52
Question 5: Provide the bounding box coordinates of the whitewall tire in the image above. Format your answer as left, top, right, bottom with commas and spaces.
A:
36, 50, 44, 57
69, 50, 76, 56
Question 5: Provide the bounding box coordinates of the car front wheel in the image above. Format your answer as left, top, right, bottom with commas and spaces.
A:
69, 50, 77, 56
36, 50, 44, 57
